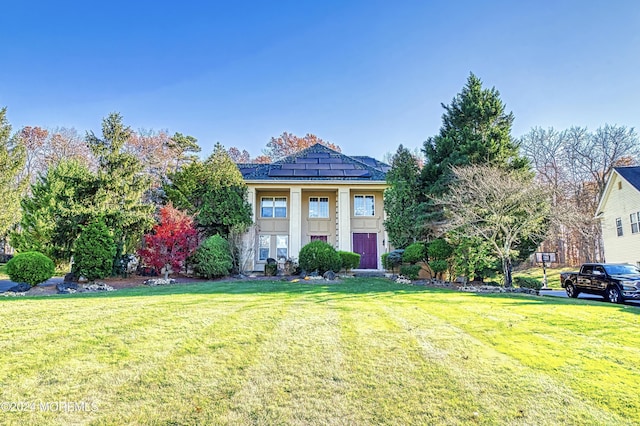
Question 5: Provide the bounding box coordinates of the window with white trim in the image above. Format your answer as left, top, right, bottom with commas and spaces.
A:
309, 197, 329, 218
616, 217, 624, 237
354, 195, 375, 216
261, 197, 287, 218
259, 235, 270, 260
276, 235, 288, 260
631, 212, 640, 234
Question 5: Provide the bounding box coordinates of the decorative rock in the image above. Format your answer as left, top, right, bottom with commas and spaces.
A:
56, 282, 79, 294
7, 283, 31, 292
395, 275, 412, 285
82, 282, 115, 292
2, 291, 26, 297
144, 278, 176, 286
323, 270, 336, 280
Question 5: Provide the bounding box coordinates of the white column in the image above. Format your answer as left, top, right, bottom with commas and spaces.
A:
289, 186, 302, 259
244, 187, 257, 271
338, 187, 351, 251
246, 187, 257, 221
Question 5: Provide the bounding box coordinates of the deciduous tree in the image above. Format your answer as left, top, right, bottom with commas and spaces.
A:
227, 147, 251, 163
434, 165, 552, 287
263, 132, 341, 162
15, 126, 49, 185
138, 204, 199, 279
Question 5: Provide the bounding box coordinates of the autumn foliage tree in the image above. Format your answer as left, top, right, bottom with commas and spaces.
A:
262, 132, 341, 162
138, 204, 199, 279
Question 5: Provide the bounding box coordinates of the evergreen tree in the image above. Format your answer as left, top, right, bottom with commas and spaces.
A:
422, 73, 528, 196
165, 143, 252, 238
86, 113, 154, 261
0, 107, 26, 238
73, 218, 117, 282
383, 145, 426, 247
12, 160, 96, 263
421, 74, 532, 281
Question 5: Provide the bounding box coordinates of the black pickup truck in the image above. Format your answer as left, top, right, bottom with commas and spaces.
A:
560, 263, 640, 303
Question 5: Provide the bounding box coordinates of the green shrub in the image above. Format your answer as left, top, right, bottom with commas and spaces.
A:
402, 242, 426, 264
6, 252, 55, 287
338, 251, 360, 271
298, 240, 342, 274
193, 235, 233, 279
427, 238, 453, 260
264, 263, 278, 276
382, 249, 404, 271
400, 264, 422, 280
381, 253, 389, 270
429, 259, 448, 277
514, 276, 543, 290
73, 220, 116, 282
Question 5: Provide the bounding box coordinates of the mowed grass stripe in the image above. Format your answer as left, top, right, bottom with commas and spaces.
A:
97, 292, 294, 425
1, 292, 289, 425
0, 278, 639, 425
401, 290, 640, 420
383, 302, 634, 425
337, 297, 481, 425
224, 299, 353, 425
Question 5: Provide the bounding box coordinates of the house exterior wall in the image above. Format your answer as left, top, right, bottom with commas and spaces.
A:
599, 173, 640, 265
301, 189, 338, 247
245, 182, 388, 271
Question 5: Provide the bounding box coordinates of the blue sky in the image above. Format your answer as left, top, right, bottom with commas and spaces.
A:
1, 1, 639, 161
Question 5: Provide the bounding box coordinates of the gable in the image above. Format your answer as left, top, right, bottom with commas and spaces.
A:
596, 166, 640, 217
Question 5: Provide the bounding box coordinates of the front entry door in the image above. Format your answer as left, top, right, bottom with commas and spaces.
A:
353, 233, 377, 269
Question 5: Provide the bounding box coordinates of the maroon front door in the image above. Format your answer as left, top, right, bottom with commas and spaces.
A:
353, 233, 377, 269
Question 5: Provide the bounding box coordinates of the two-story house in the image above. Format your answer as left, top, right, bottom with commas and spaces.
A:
237, 144, 389, 271
595, 166, 640, 265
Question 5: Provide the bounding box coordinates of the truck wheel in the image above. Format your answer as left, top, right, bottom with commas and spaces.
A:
605, 286, 624, 304
565, 283, 579, 298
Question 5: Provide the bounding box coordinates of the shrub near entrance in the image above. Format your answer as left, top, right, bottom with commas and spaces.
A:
299, 240, 342, 275
6, 252, 55, 287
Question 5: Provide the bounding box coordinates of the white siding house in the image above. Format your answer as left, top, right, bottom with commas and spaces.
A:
595, 166, 640, 265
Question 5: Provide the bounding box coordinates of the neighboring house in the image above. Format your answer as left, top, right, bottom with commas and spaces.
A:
595, 166, 640, 266
237, 144, 390, 271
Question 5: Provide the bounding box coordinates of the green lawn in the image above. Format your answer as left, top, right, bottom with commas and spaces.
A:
1, 279, 638, 425
0, 263, 7, 279
514, 266, 576, 289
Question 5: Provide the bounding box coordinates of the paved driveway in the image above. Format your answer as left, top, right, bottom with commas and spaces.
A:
541, 288, 640, 307
0, 277, 63, 292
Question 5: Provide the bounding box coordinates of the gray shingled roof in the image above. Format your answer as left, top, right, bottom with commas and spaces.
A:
615, 166, 640, 191
237, 144, 388, 181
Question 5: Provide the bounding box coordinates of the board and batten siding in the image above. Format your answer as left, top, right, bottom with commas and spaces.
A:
599, 173, 640, 265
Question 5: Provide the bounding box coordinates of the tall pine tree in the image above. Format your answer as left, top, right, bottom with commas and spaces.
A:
383, 145, 426, 248
0, 107, 26, 238
421, 74, 532, 281
86, 113, 154, 268
422, 73, 528, 196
